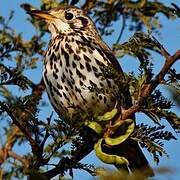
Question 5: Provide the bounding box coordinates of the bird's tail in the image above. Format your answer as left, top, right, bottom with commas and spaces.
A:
102, 138, 154, 177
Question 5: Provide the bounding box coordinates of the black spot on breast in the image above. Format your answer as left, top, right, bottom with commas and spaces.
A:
71, 37, 74, 42
53, 98, 58, 104
79, 80, 84, 86
54, 54, 57, 62
55, 41, 60, 52
50, 52, 56, 69
83, 54, 91, 62
67, 79, 73, 89
85, 62, 92, 72
75, 48, 81, 54
65, 36, 70, 42
88, 48, 93, 54
65, 86, 69, 91
75, 86, 81, 93
62, 73, 66, 79
106, 79, 112, 88
65, 43, 73, 53
89, 80, 97, 87
63, 92, 69, 101
82, 95, 87, 103
95, 58, 103, 66
53, 44, 56, 50
61, 76, 65, 83
53, 86, 62, 97
99, 82, 104, 87
74, 53, 80, 61
58, 92, 63, 97
61, 47, 70, 67
50, 60, 53, 70
81, 46, 87, 52
94, 72, 100, 78
91, 46, 95, 51
107, 104, 110, 108
69, 69, 73, 76
80, 63, 84, 69
76, 68, 86, 80
104, 96, 107, 104
80, 36, 87, 42
48, 49, 51, 56
65, 68, 68, 73
54, 63, 59, 73
59, 59, 62, 67
99, 95, 102, 100
72, 61, 76, 68
57, 82, 63, 90
53, 71, 58, 79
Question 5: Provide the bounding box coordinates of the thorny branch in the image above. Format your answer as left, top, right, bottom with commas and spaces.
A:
0, 103, 41, 154
0, 126, 29, 179
120, 49, 180, 121
0, 78, 45, 172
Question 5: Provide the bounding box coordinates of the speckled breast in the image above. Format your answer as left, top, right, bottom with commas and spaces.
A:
43, 35, 117, 121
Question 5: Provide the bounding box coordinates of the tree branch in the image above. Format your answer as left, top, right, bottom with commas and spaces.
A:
8, 150, 28, 168
1, 103, 40, 151
0, 126, 28, 169
121, 49, 180, 121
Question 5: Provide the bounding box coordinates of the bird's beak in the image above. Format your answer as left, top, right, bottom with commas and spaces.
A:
27, 10, 56, 21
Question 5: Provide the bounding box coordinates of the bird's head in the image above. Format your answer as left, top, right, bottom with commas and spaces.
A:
26, 5, 97, 38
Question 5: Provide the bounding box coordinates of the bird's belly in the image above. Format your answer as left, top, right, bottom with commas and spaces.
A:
43, 62, 116, 120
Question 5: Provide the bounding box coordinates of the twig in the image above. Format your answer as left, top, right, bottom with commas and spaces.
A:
8, 151, 28, 168
0, 103, 41, 155
0, 126, 28, 169
116, 15, 126, 44
0, 63, 36, 89
40, 112, 53, 149
43, 127, 98, 179
121, 49, 180, 121
32, 78, 45, 97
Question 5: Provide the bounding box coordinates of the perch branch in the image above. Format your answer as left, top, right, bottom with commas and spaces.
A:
121, 49, 180, 121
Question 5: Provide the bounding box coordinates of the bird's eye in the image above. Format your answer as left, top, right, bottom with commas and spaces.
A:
65, 12, 74, 20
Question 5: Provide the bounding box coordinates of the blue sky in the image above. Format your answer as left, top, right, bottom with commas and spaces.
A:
0, 1, 180, 180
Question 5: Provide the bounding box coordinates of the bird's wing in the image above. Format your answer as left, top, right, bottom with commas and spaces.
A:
95, 36, 123, 73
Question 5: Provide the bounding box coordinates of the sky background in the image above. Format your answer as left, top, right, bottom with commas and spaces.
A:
0, 0, 180, 180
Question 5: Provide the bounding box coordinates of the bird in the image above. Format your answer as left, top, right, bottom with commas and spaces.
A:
25, 4, 154, 177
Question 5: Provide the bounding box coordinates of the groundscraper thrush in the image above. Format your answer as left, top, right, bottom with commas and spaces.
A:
26, 5, 154, 177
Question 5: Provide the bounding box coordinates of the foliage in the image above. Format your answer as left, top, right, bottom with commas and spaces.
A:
0, 0, 179, 180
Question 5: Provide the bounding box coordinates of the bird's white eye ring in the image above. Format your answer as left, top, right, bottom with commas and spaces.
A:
65, 12, 74, 20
